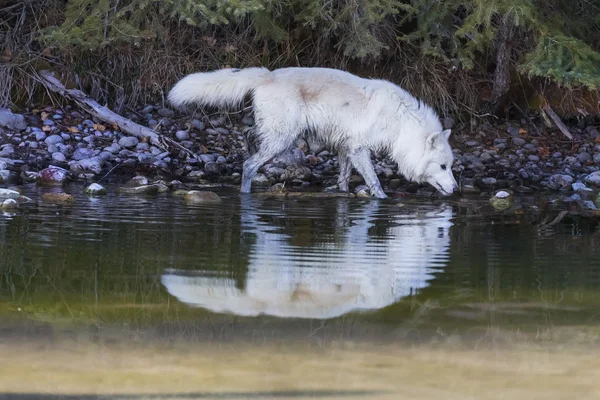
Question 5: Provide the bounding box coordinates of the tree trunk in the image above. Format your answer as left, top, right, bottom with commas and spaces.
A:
488, 20, 514, 113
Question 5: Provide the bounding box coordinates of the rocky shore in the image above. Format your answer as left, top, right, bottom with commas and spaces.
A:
1, 104, 600, 211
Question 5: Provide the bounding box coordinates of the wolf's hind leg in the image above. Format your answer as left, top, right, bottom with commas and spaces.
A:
337, 154, 352, 192
240, 132, 297, 194
348, 147, 387, 199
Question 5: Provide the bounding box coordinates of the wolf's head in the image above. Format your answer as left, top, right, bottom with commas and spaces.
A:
418, 129, 458, 196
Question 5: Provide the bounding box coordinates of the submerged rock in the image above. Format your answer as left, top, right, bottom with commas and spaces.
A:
84, 183, 108, 196
123, 176, 149, 187
1, 198, 18, 210
41, 193, 75, 205
489, 190, 513, 211
184, 190, 222, 205
118, 185, 159, 195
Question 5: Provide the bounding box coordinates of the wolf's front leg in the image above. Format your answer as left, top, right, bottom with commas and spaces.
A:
348, 148, 387, 199
337, 154, 352, 192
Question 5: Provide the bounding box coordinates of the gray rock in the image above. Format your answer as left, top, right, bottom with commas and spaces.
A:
136, 142, 150, 151
45, 135, 63, 145
52, 152, 67, 162
158, 107, 175, 118
511, 137, 526, 146
35, 132, 47, 141
594, 153, 600, 164
0, 108, 27, 131
216, 156, 227, 164
0, 144, 14, 157
118, 136, 139, 148
252, 173, 271, 186
200, 154, 215, 163
104, 143, 121, 154
204, 162, 224, 175
572, 182, 593, 192
508, 126, 520, 137
36, 166, 69, 186
577, 152, 592, 163
547, 174, 574, 190
72, 147, 96, 161
528, 155, 540, 162
70, 157, 103, 175
480, 152, 493, 163
176, 130, 190, 141
141, 105, 154, 114
280, 165, 312, 182
584, 171, 600, 186
137, 154, 155, 164
191, 119, 205, 130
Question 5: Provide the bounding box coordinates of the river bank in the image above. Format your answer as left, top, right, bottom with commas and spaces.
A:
1, 104, 600, 208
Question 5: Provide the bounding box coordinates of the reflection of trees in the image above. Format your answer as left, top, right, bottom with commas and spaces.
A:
0, 191, 252, 309
444, 217, 600, 300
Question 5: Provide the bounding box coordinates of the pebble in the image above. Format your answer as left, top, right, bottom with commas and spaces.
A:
577, 152, 592, 163
546, 174, 574, 190
176, 130, 189, 141
51, 152, 66, 162
512, 137, 526, 146
584, 171, 600, 186
45, 135, 63, 145
118, 137, 139, 148
191, 119, 205, 130
158, 107, 175, 118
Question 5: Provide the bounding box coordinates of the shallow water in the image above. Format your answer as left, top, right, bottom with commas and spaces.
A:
1, 184, 600, 399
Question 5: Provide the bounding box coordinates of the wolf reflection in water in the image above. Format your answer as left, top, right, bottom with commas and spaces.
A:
162, 200, 453, 319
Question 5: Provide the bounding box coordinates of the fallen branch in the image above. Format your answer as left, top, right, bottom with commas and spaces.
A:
541, 103, 573, 140
36, 70, 198, 158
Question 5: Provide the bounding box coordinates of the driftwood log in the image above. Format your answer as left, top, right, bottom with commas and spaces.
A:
37, 70, 197, 158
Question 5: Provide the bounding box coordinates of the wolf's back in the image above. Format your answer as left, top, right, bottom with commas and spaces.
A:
168, 67, 270, 109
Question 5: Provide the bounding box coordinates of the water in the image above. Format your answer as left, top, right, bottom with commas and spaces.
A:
1, 184, 600, 399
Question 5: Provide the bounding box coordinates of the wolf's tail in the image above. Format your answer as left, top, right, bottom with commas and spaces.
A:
168, 67, 270, 109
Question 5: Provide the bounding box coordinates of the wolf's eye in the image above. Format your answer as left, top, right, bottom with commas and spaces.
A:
441, 164, 447, 170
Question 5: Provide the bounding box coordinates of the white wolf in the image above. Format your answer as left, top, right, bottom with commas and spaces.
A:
168, 67, 458, 198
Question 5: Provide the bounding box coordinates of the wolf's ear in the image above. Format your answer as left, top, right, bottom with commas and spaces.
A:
426, 131, 441, 149
442, 129, 452, 140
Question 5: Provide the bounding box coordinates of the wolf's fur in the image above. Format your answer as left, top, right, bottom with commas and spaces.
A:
168, 67, 458, 197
